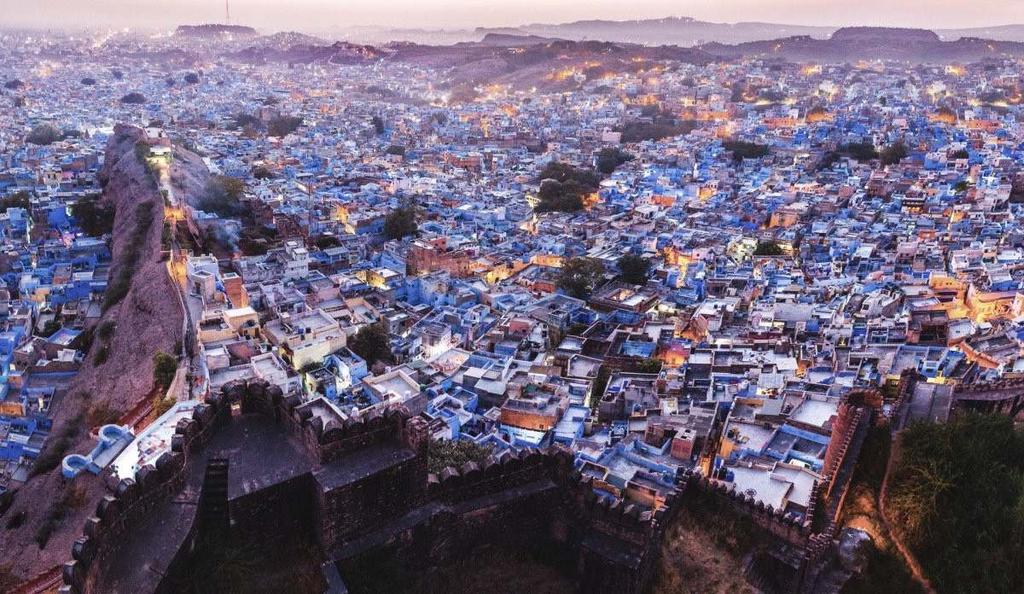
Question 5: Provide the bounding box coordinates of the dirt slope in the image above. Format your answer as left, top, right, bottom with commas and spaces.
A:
1, 125, 193, 584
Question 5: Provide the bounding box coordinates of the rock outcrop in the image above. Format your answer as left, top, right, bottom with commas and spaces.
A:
1, 125, 192, 583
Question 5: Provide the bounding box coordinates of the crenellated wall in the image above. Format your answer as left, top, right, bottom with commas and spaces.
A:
62, 379, 852, 594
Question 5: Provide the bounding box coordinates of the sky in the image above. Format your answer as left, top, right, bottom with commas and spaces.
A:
2, 0, 1024, 32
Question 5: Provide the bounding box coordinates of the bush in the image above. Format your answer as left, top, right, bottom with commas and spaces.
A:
887, 414, 1024, 593
29, 414, 83, 478
81, 77, 97, 86
837, 142, 879, 162
34, 483, 87, 549
39, 319, 62, 338
3, 79, 23, 90
153, 396, 176, 418
70, 326, 94, 353
153, 351, 178, 390
184, 72, 200, 84
26, 123, 63, 145
103, 201, 156, 311
86, 404, 120, 427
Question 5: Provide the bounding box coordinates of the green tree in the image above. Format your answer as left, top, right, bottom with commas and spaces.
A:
71, 195, 115, 236
723, 140, 770, 162
617, 253, 650, 285
348, 322, 392, 366
39, 319, 62, 337
753, 240, 785, 256
383, 199, 418, 240
880, 141, 908, 166
887, 414, 1024, 594
595, 147, 634, 174
557, 257, 605, 300
152, 351, 178, 391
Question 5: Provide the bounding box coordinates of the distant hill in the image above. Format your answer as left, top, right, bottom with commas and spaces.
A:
348, 17, 1024, 47
229, 40, 384, 64
700, 26, 1024, 63
487, 17, 833, 46
175, 24, 258, 39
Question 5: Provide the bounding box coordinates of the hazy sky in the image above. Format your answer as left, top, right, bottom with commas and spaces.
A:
3, 0, 1024, 32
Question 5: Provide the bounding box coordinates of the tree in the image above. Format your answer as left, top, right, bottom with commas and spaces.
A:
371, 115, 385, 135
595, 147, 634, 174
383, 199, 418, 240
617, 253, 650, 285
534, 161, 602, 213
635, 358, 663, 374
535, 179, 585, 213
313, 234, 341, 249
753, 240, 785, 256
72, 196, 115, 236
26, 122, 63, 145
0, 191, 30, 213
39, 319, 62, 337
80, 77, 97, 86
184, 72, 200, 84
198, 175, 247, 217
267, 115, 302, 137
3, 79, 23, 90
838, 141, 879, 162
152, 351, 178, 390
723, 140, 770, 162
557, 258, 605, 300
348, 322, 392, 366
619, 120, 698, 143
120, 92, 146, 104
880, 141, 908, 166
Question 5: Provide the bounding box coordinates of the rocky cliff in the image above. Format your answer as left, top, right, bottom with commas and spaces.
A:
0, 125, 194, 585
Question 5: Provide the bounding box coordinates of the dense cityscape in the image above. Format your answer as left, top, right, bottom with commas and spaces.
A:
0, 11, 1023, 594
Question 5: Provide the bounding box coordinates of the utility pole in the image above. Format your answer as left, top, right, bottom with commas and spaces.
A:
225, 0, 231, 24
